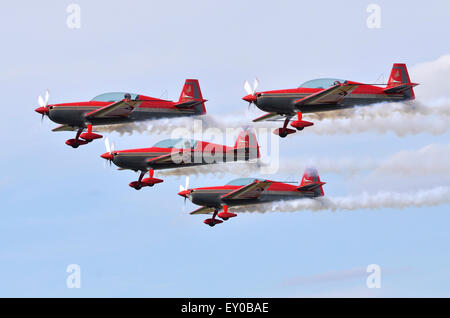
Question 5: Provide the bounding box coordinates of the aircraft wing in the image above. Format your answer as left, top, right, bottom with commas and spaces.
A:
189, 206, 216, 215
52, 125, 76, 132
84, 100, 142, 119
146, 153, 176, 165
252, 112, 287, 122
294, 83, 359, 106
146, 150, 193, 165
221, 180, 272, 201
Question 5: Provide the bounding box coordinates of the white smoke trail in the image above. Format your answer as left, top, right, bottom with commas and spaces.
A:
158, 161, 260, 177
236, 186, 450, 213
304, 113, 450, 136
273, 143, 450, 176
95, 105, 450, 137
158, 143, 450, 178
305, 100, 450, 120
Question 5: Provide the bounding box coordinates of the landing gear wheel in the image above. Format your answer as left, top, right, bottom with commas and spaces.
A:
222, 217, 229, 221
279, 131, 288, 138
209, 223, 215, 227
71, 144, 79, 148
296, 127, 304, 131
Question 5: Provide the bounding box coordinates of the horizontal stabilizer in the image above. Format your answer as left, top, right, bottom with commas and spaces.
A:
174, 99, 207, 108
383, 83, 418, 94
297, 182, 326, 192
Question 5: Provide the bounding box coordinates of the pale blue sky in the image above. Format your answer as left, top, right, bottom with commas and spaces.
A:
0, 0, 450, 297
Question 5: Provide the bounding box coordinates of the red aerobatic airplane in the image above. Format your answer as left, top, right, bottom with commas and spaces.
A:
100, 129, 260, 190
243, 63, 418, 137
35, 79, 207, 148
178, 167, 325, 227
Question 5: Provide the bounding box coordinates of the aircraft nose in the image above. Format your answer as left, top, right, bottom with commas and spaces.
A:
35, 106, 49, 115
242, 94, 257, 103
178, 189, 190, 198
101, 152, 113, 160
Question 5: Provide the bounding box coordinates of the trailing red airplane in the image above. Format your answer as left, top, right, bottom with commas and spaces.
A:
178, 167, 325, 227
34, 79, 207, 148
243, 63, 418, 137
100, 129, 260, 190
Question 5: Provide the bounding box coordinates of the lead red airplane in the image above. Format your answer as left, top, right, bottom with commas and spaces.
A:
100, 129, 260, 190
178, 167, 325, 227
243, 63, 418, 137
34, 79, 207, 148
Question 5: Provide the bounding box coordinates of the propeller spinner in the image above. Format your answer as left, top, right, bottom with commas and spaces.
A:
101, 137, 115, 165
35, 90, 50, 123
178, 176, 191, 204
243, 78, 259, 106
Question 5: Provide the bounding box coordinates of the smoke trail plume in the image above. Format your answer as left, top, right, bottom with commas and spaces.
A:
158, 161, 260, 178
304, 100, 450, 121
273, 143, 450, 176
236, 187, 450, 213
304, 113, 450, 136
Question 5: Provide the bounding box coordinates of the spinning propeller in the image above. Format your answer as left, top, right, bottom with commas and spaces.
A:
178, 176, 191, 205
101, 137, 116, 166
243, 78, 259, 108
35, 90, 50, 124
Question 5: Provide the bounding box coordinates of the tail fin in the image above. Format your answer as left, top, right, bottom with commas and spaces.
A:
385, 63, 416, 100
298, 167, 325, 197
178, 79, 207, 115
234, 128, 260, 159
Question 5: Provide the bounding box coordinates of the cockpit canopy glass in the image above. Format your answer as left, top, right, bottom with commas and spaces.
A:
152, 138, 198, 149
226, 178, 262, 186
91, 92, 139, 102
299, 78, 346, 89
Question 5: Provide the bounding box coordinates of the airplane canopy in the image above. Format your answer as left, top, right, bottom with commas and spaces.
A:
299, 78, 345, 89
152, 138, 198, 149
226, 178, 262, 186
91, 92, 139, 102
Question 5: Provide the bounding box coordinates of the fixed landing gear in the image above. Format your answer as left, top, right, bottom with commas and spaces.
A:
204, 206, 237, 227
129, 169, 163, 190
273, 112, 314, 137
204, 210, 223, 227
66, 124, 103, 148
273, 117, 296, 138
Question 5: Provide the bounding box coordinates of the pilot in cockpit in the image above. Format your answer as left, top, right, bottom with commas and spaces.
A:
124, 93, 131, 101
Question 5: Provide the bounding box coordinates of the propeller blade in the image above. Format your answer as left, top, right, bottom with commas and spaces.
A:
253, 78, 259, 94
185, 175, 189, 190
111, 141, 115, 153
244, 80, 253, 95
104, 137, 111, 153
44, 90, 49, 106
38, 95, 45, 107
179, 184, 185, 192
